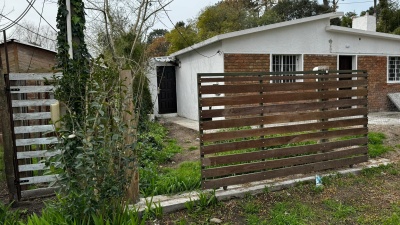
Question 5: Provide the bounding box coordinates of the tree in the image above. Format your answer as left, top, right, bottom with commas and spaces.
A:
147, 28, 168, 44
341, 12, 357, 28
146, 36, 169, 57
270, 0, 327, 21
9, 21, 57, 51
165, 21, 198, 54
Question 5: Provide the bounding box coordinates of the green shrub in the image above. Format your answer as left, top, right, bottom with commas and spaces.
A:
0, 202, 22, 225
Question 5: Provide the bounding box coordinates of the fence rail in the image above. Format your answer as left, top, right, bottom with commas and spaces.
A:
198, 70, 368, 190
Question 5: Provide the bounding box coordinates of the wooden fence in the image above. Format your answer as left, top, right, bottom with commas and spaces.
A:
8, 73, 61, 199
198, 70, 368, 189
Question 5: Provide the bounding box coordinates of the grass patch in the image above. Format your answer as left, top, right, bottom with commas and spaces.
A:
188, 146, 197, 151
268, 202, 315, 225
368, 132, 393, 158
323, 199, 356, 219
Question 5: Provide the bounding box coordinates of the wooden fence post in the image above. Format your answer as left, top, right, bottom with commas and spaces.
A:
120, 70, 139, 203
0, 70, 18, 202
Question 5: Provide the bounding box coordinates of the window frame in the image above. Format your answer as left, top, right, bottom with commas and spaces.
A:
270, 54, 302, 83
387, 56, 400, 83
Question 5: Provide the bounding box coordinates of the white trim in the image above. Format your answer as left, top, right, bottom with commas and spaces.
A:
387, 56, 400, 84
326, 26, 400, 42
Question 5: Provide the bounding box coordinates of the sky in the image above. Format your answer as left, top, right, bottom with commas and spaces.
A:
0, 0, 376, 38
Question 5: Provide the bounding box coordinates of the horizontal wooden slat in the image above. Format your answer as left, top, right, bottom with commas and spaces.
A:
201, 89, 367, 107
202, 118, 367, 142
16, 137, 59, 146
9, 73, 62, 81
21, 187, 59, 199
201, 99, 368, 119
202, 127, 367, 155
12, 99, 58, 107
14, 125, 54, 134
202, 146, 367, 178
200, 80, 367, 94
201, 108, 367, 130
10, 85, 55, 93
17, 150, 62, 159
199, 73, 367, 83
19, 163, 47, 172
202, 156, 368, 189
13, 112, 51, 120
19, 175, 58, 185
202, 138, 368, 167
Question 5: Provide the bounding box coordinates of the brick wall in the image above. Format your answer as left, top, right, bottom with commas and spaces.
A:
224, 54, 269, 72
358, 56, 400, 111
304, 54, 337, 71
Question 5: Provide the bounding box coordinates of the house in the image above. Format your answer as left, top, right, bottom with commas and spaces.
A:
148, 12, 400, 121
0, 39, 56, 73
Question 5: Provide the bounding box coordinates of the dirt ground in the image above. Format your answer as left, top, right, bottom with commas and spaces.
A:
1, 121, 400, 218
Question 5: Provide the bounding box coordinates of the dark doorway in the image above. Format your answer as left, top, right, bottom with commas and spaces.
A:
157, 66, 177, 114
339, 56, 353, 108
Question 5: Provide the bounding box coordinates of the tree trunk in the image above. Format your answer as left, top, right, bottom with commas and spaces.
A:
0, 70, 18, 202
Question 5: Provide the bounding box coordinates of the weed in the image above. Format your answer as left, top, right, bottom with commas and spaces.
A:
263, 185, 270, 194
268, 202, 314, 225
242, 202, 260, 214
0, 202, 22, 225
323, 199, 356, 219
184, 197, 196, 212
246, 214, 267, 225
361, 164, 394, 178
197, 190, 218, 211
188, 146, 198, 151
368, 132, 393, 158
396, 144, 400, 149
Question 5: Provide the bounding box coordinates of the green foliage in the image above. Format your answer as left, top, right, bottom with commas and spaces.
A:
368, 132, 393, 158
165, 21, 198, 54
246, 214, 268, 225
197, 190, 218, 211
323, 199, 356, 219
147, 29, 168, 44
270, 0, 328, 22
0, 202, 22, 225
341, 12, 357, 28
268, 202, 315, 225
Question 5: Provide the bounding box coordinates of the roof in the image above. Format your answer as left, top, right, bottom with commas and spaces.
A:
0, 39, 57, 54
170, 12, 344, 57
326, 26, 400, 41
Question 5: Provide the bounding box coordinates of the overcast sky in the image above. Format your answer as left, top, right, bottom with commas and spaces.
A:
0, 0, 375, 37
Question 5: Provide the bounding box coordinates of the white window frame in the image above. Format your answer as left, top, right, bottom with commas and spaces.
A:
271, 54, 302, 83
387, 56, 400, 83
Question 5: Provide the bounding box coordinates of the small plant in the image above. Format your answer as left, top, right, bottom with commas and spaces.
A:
0, 202, 21, 225
197, 190, 218, 210
246, 214, 267, 225
243, 201, 260, 214
184, 197, 196, 212
323, 199, 356, 219
263, 185, 270, 194
368, 132, 393, 158
188, 146, 198, 151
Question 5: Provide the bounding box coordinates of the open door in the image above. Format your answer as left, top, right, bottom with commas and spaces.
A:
156, 66, 177, 114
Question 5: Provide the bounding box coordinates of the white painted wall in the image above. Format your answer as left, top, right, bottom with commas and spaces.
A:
352, 14, 376, 32
175, 42, 223, 120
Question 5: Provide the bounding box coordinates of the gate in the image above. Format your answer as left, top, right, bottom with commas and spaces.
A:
6, 72, 61, 199
198, 70, 368, 189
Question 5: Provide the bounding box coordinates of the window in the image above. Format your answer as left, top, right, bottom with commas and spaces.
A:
272, 55, 299, 83
388, 56, 400, 82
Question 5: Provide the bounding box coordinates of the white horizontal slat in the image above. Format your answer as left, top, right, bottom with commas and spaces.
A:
12, 99, 58, 107
17, 150, 62, 159
14, 125, 55, 134
9, 73, 62, 81
10, 86, 55, 93
19, 163, 46, 172
21, 187, 59, 198
19, 174, 58, 185
13, 112, 51, 120
16, 137, 59, 146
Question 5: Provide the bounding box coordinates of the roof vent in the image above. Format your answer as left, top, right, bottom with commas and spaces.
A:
352, 12, 376, 32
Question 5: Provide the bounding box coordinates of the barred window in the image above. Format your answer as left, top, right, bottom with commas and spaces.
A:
272, 55, 299, 83
388, 56, 400, 82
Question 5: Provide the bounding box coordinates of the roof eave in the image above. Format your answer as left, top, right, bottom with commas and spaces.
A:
326, 26, 400, 41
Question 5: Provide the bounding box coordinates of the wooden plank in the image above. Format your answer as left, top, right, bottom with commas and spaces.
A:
9, 73, 62, 81
201, 89, 367, 107
202, 146, 367, 178
21, 187, 59, 199
202, 118, 367, 142
14, 125, 54, 134
202, 138, 368, 167
201, 99, 368, 119
19, 175, 58, 185
202, 156, 368, 189
19, 163, 46, 172
201, 108, 367, 130
199, 73, 367, 83
10, 85, 55, 93
17, 150, 62, 159
12, 99, 58, 107
201, 127, 367, 154
13, 112, 51, 120
16, 137, 59, 146
200, 80, 367, 94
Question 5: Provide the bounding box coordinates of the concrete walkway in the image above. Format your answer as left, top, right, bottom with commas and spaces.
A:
161, 112, 400, 130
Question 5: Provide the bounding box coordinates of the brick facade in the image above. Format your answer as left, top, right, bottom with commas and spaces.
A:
224, 54, 269, 72
303, 54, 337, 71
358, 56, 400, 111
